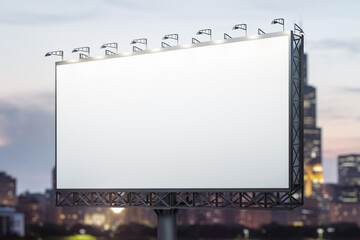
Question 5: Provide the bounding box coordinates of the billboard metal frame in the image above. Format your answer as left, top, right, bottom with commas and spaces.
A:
56, 31, 304, 210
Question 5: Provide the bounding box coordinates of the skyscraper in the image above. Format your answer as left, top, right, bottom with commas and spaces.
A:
302, 54, 323, 197
0, 172, 17, 207
338, 154, 360, 186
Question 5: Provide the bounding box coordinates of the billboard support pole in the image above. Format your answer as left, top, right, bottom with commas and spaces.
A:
154, 208, 178, 240
154, 192, 178, 240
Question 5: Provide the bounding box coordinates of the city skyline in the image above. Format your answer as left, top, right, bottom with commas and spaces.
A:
0, 0, 360, 193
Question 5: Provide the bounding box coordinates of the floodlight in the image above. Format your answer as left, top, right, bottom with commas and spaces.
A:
224, 33, 232, 39
130, 38, 147, 49
162, 34, 179, 46
258, 28, 265, 35
72, 47, 90, 59
271, 18, 285, 31
196, 29, 212, 41
233, 24, 247, 36
100, 42, 118, 54
45, 50, 63, 61
294, 24, 304, 34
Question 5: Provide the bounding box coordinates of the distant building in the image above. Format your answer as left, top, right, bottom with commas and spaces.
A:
286, 198, 320, 227
303, 54, 323, 198
17, 192, 47, 225
46, 168, 62, 225
326, 184, 360, 203
330, 202, 360, 227
338, 154, 360, 186
49, 167, 113, 228
0, 206, 24, 237
236, 210, 272, 229
0, 172, 17, 207
322, 180, 360, 226
180, 209, 236, 226
178, 209, 271, 229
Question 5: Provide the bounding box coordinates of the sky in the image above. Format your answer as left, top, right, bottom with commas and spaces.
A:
0, 0, 359, 193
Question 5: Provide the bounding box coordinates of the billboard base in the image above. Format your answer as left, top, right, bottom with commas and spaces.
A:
154, 209, 178, 240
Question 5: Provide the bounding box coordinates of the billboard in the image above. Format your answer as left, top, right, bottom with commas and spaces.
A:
56, 32, 294, 191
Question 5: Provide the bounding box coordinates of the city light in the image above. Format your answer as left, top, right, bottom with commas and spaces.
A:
111, 207, 124, 214
313, 164, 323, 172
243, 228, 249, 239
317, 228, 324, 239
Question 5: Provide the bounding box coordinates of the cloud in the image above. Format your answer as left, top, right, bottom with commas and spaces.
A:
103, 0, 143, 10
0, 0, 103, 25
0, 11, 97, 25
0, 0, 144, 26
319, 107, 360, 122
343, 87, 360, 93
0, 94, 54, 193
0, 93, 55, 146
0, 137, 9, 147
308, 39, 360, 53
4, 92, 55, 114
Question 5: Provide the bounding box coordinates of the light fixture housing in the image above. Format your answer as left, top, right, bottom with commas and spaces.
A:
45, 50, 64, 60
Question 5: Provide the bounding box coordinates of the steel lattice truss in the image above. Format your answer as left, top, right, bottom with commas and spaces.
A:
57, 33, 304, 210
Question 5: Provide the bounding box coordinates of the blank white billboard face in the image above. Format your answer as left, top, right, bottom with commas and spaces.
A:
56, 33, 291, 190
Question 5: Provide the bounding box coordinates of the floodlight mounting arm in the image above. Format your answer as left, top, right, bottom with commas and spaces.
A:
79, 53, 88, 59
161, 42, 171, 48
132, 46, 143, 52
105, 50, 116, 55
258, 28, 265, 35
192, 38, 200, 44
224, 33, 232, 39
294, 23, 304, 34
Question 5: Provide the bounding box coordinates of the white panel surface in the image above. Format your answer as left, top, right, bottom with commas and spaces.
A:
56, 34, 290, 189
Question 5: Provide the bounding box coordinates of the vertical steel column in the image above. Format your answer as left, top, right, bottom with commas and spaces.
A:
154, 192, 178, 240
154, 209, 178, 240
